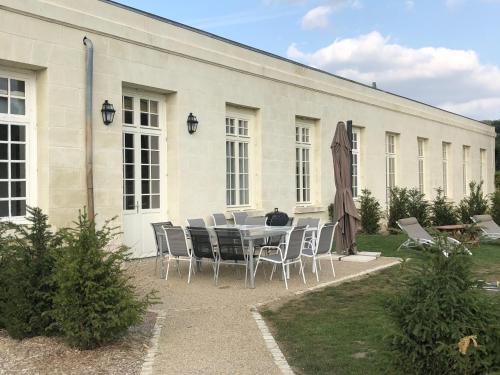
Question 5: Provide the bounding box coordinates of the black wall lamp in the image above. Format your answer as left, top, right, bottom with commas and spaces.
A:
187, 113, 199, 134
101, 100, 116, 125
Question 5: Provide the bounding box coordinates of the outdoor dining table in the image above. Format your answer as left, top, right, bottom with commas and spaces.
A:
207, 224, 293, 289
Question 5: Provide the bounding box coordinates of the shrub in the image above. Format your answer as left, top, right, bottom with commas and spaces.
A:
387, 187, 410, 229
489, 190, 500, 224
407, 188, 430, 227
358, 189, 382, 234
495, 171, 500, 190
388, 237, 500, 374
431, 187, 458, 226
458, 181, 489, 224
51, 211, 155, 349
328, 203, 335, 223
0, 207, 60, 339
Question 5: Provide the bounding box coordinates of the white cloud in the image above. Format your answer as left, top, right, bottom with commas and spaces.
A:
286, 31, 500, 119
405, 0, 415, 10
300, 0, 362, 29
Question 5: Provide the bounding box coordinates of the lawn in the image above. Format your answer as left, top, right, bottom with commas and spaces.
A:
261, 234, 500, 375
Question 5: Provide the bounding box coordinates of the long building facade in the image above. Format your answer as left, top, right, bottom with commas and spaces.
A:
0, 0, 495, 258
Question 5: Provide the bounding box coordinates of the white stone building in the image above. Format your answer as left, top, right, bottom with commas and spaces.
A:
0, 0, 495, 257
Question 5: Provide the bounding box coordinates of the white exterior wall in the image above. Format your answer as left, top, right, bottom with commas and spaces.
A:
0, 1, 495, 242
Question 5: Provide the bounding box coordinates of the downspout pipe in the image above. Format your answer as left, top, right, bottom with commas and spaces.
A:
83, 37, 95, 220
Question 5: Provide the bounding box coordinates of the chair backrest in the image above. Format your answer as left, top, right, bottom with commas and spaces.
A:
164, 226, 191, 257
187, 218, 206, 228
212, 213, 227, 226
397, 217, 433, 242
283, 226, 306, 260
244, 216, 267, 226
151, 221, 173, 255
187, 226, 215, 259
232, 211, 248, 225
296, 218, 320, 230
315, 222, 337, 255
213, 227, 246, 261
472, 214, 500, 233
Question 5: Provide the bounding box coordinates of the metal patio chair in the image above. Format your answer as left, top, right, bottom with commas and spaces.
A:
163, 226, 195, 283
186, 218, 206, 227
296, 217, 320, 246
187, 226, 218, 283
232, 211, 248, 225
254, 226, 307, 289
151, 221, 173, 277
212, 213, 227, 226
213, 227, 250, 286
301, 222, 337, 281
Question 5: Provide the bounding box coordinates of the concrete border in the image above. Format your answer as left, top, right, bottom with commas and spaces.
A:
140, 310, 167, 375
251, 259, 401, 374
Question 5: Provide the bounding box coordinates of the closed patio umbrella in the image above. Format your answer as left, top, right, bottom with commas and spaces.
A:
331, 121, 361, 255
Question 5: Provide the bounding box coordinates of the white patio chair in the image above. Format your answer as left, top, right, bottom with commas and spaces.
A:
232, 211, 248, 225
151, 221, 172, 277
301, 222, 337, 281
471, 214, 500, 240
212, 213, 227, 226
163, 226, 195, 283
254, 226, 307, 289
296, 217, 320, 245
186, 218, 206, 227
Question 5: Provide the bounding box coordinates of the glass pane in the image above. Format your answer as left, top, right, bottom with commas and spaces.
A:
125, 165, 134, 179
10, 98, 25, 115
141, 180, 150, 194
10, 80, 25, 97
141, 150, 149, 164
0, 124, 7, 140
124, 111, 133, 124
142, 195, 150, 209
0, 182, 7, 197
0, 200, 8, 217
10, 163, 25, 179
140, 113, 148, 126
150, 114, 158, 127
151, 166, 159, 179
151, 195, 160, 209
141, 135, 149, 149
0, 78, 7, 95
0, 163, 7, 178
11, 200, 26, 217
124, 133, 134, 148
11, 181, 25, 197
0, 97, 7, 114
140, 99, 148, 112
150, 101, 158, 114
124, 149, 134, 163
125, 180, 134, 194
150, 136, 159, 150
151, 151, 159, 164
11, 144, 25, 161
11, 125, 25, 142
152, 180, 160, 194
141, 165, 149, 178
125, 196, 135, 210
0, 144, 7, 160
123, 96, 133, 110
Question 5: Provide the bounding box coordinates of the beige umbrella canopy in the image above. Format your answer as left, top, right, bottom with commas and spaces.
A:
331, 121, 361, 255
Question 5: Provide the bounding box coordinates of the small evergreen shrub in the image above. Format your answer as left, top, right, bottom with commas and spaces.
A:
0, 207, 60, 339
328, 203, 335, 223
407, 188, 430, 227
489, 190, 500, 224
458, 181, 489, 224
387, 187, 410, 229
51, 211, 155, 349
359, 189, 382, 234
431, 187, 458, 226
388, 237, 500, 374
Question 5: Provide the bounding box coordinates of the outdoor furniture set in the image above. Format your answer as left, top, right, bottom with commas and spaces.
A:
151, 213, 337, 289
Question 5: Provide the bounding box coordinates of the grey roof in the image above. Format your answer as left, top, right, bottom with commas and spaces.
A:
102, 0, 488, 126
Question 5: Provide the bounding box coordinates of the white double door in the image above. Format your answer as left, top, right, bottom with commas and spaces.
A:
121, 92, 164, 258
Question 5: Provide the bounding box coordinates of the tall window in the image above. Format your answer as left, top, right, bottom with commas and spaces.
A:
463, 146, 470, 195
386, 133, 397, 201
417, 138, 426, 193
226, 116, 249, 206
442, 142, 450, 196
480, 148, 487, 185
352, 128, 361, 198
296, 124, 312, 204
0, 74, 30, 219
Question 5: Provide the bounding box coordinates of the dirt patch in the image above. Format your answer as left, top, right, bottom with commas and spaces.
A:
0, 311, 158, 375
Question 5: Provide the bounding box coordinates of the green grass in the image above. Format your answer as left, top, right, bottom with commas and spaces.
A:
261, 234, 500, 375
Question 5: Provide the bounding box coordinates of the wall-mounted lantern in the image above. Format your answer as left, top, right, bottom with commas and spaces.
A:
187, 113, 199, 134
101, 100, 116, 125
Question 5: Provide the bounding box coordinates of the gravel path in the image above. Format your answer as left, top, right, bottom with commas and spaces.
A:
128, 256, 399, 375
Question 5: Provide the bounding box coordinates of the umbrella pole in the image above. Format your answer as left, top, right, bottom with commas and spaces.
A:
346, 120, 354, 254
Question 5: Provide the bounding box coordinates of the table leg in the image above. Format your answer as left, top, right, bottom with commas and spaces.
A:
248, 239, 255, 289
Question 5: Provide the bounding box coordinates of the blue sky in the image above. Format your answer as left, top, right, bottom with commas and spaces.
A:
116, 0, 500, 120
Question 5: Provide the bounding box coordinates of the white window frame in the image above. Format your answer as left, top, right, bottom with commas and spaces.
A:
417, 138, 426, 194
463, 145, 470, 195
0, 68, 36, 222
385, 133, 397, 202
351, 128, 361, 199
480, 148, 487, 186
226, 115, 250, 208
442, 142, 450, 197
295, 122, 312, 205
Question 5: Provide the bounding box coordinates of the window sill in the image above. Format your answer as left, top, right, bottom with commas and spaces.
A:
224, 208, 264, 218
294, 205, 326, 214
